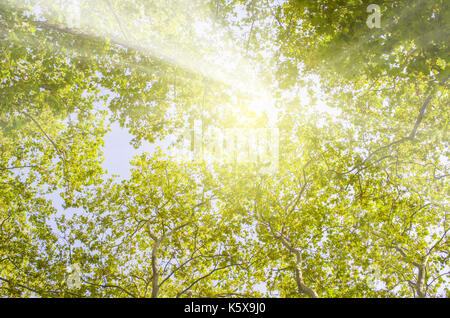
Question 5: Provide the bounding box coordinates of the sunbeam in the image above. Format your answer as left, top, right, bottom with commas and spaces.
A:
6, 0, 277, 121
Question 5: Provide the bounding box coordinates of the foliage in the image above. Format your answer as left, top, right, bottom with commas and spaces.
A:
0, 0, 448, 297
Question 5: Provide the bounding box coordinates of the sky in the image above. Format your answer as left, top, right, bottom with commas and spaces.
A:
102, 122, 159, 180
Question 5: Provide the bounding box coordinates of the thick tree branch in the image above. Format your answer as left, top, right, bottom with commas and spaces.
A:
275, 234, 319, 298
331, 88, 440, 176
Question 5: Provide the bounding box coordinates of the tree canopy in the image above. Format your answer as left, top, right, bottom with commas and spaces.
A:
0, 0, 448, 298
